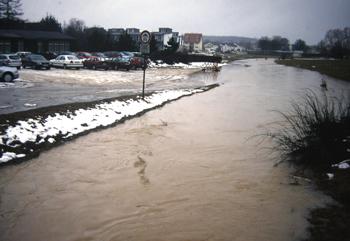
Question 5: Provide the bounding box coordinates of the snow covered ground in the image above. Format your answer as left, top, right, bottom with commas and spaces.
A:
0, 87, 211, 164
19, 65, 202, 86
148, 61, 226, 69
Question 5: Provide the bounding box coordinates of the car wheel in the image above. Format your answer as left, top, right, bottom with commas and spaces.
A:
23, 65, 26, 69
3, 73, 14, 82
17, 66, 21, 70
47, 67, 51, 70
76, 68, 80, 70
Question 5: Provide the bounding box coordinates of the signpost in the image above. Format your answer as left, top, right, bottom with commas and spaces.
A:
140, 30, 151, 99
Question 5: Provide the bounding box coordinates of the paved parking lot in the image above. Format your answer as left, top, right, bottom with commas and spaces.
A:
0, 66, 215, 114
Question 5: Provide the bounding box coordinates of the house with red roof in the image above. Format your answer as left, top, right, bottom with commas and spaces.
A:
182, 33, 203, 52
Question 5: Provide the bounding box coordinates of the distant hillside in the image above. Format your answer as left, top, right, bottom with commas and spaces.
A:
203, 35, 258, 44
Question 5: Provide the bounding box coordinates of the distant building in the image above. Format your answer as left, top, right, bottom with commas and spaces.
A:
107, 27, 180, 51
204, 42, 219, 54
126, 28, 140, 43
182, 33, 203, 52
108, 28, 125, 41
219, 43, 245, 53
107, 28, 140, 43
0, 30, 73, 53
159, 28, 172, 34
152, 28, 179, 51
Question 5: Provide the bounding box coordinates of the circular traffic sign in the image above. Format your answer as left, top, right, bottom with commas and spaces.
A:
140, 30, 151, 44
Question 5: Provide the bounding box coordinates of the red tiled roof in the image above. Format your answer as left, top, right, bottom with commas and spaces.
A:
183, 33, 202, 44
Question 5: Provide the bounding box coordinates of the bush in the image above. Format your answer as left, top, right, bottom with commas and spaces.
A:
149, 52, 222, 64
268, 90, 350, 170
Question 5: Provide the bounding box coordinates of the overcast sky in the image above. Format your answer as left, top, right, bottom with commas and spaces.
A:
22, 0, 350, 44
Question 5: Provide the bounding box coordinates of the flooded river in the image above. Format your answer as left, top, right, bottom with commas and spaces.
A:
1, 59, 348, 241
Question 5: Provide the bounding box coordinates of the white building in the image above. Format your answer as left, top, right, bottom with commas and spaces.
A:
152, 28, 179, 50
219, 43, 245, 53
182, 33, 203, 52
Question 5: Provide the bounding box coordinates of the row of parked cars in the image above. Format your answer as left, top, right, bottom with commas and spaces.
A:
0, 51, 148, 82
1, 51, 146, 70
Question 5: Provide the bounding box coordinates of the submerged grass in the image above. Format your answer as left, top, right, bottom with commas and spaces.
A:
268, 90, 350, 170
276, 59, 350, 82
267, 90, 350, 241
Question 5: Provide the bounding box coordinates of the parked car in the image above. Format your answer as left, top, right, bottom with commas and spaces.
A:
0, 54, 22, 69
107, 56, 132, 71
42, 51, 58, 60
16, 51, 31, 60
76, 52, 93, 59
120, 51, 145, 69
59, 51, 76, 56
83, 57, 109, 70
104, 51, 123, 58
22, 54, 51, 70
91, 52, 108, 59
0, 66, 19, 82
130, 56, 146, 69
50, 55, 83, 69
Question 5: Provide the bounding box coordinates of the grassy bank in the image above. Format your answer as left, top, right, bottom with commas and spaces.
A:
276, 59, 350, 82
268, 91, 350, 241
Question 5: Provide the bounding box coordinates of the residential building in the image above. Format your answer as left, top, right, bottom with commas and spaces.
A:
152, 28, 179, 51
159, 28, 172, 34
182, 33, 203, 52
126, 28, 140, 43
219, 43, 245, 53
0, 30, 73, 53
108, 28, 125, 41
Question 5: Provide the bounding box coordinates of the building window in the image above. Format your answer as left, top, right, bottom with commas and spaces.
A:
48, 41, 70, 53
0, 41, 11, 53
18, 40, 24, 51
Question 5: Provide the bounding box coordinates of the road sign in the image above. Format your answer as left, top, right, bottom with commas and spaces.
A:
140, 30, 151, 99
140, 30, 151, 44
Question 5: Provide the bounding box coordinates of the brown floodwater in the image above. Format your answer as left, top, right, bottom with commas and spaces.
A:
1, 59, 348, 241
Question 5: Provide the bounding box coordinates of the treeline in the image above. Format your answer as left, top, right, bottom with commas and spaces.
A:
0, 16, 141, 52
257, 27, 350, 59
1, 15, 182, 54
258, 36, 290, 51
318, 27, 350, 59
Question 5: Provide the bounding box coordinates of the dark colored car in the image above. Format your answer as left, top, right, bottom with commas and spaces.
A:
76, 52, 93, 59
22, 54, 51, 70
122, 51, 145, 69
104, 51, 121, 58
107, 56, 132, 71
42, 51, 58, 60
91, 52, 107, 59
83, 57, 109, 70
130, 56, 146, 69
59, 51, 76, 56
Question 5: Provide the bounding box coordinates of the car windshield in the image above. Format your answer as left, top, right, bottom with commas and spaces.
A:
30, 55, 46, 61
67, 56, 79, 60
9, 55, 20, 60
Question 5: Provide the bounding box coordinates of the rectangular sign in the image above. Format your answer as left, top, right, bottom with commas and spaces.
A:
140, 43, 150, 54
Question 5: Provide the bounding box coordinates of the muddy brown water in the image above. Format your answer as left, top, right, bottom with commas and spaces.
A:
1, 59, 348, 241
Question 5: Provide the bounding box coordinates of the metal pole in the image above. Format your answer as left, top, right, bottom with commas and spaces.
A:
142, 63, 146, 99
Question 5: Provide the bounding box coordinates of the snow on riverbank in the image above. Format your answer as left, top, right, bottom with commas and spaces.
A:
149, 61, 226, 69
0, 88, 207, 164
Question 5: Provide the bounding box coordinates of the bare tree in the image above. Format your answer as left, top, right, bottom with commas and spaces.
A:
0, 0, 23, 20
